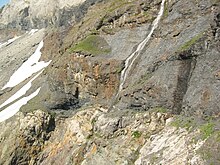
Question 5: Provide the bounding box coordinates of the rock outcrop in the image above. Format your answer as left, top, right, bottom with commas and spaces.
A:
1, 106, 217, 165
0, 0, 220, 164
115, 0, 220, 117
0, 110, 55, 164
0, 0, 102, 30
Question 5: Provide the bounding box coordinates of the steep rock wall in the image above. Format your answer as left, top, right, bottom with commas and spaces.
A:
0, 0, 102, 30
0, 0, 220, 164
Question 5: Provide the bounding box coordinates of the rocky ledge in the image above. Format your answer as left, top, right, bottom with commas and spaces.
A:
2, 106, 218, 165
0, 0, 220, 164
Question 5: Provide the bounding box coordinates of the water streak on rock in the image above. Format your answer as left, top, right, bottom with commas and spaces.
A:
118, 0, 166, 94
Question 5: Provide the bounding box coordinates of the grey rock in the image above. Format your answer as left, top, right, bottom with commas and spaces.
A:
0, 0, 104, 30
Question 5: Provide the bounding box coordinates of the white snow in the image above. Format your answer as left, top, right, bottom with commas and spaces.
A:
2, 40, 51, 89
0, 34, 52, 122
0, 88, 41, 123
0, 70, 44, 109
29, 29, 39, 35
0, 36, 21, 48
7, 36, 21, 44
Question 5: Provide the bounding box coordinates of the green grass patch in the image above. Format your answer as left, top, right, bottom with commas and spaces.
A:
69, 35, 111, 55
178, 33, 203, 52
197, 126, 220, 164
91, 118, 97, 125
171, 116, 196, 131
200, 122, 215, 140
115, 66, 124, 74
163, 1, 169, 18
171, 116, 217, 140
151, 107, 169, 113
132, 131, 142, 138
108, 0, 133, 13
216, 131, 220, 142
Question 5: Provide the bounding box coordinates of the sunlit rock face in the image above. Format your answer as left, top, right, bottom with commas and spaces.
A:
0, 0, 99, 29
0, 29, 51, 123
0, 0, 219, 164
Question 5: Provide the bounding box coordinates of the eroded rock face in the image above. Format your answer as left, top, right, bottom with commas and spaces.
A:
181, 12, 220, 118
135, 126, 205, 165
115, 0, 220, 118
0, 110, 55, 165
38, 53, 122, 110
0, 0, 220, 164
0, 107, 209, 165
0, 0, 102, 30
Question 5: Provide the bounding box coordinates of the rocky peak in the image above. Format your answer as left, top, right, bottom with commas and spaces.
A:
0, 0, 100, 30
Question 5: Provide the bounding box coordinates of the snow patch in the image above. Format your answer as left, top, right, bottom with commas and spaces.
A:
0, 88, 41, 123
0, 36, 21, 48
0, 70, 44, 109
2, 40, 51, 89
29, 29, 39, 35
7, 36, 21, 44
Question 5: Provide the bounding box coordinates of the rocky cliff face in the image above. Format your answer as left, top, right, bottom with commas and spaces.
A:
0, 0, 102, 30
0, 0, 220, 164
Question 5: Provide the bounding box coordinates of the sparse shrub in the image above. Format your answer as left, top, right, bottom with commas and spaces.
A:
132, 131, 142, 138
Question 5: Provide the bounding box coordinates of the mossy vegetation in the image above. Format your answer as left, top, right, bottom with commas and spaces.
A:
171, 116, 218, 141
200, 122, 215, 140
163, 1, 169, 18
102, 27, 115, 35
197, 128, 220, 164
68, 35, 111, 56
63, 0, 156, 53
171, 116, 196, 131
91, 118, 97, 125
139, 73, 152, 84
132, 131, 142, 138
216, 131, 220, 142
178, 33, 203, 52
89, 29, 100, 35
115, 66, 124, 74
107, 0, 134, 13
129, 148, 141, 165
152, 107, 169, 113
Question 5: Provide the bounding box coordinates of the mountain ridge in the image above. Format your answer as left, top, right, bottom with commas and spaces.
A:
0, 0, 103, 31
0, 0, 220, 164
